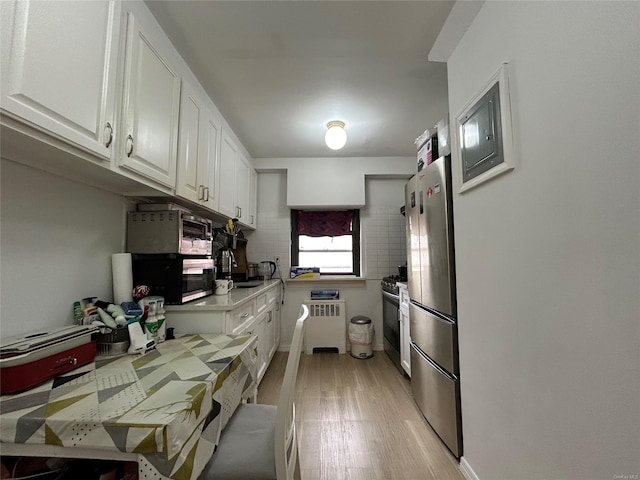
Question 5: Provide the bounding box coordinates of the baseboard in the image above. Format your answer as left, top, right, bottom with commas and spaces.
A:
459, 456, 479, 480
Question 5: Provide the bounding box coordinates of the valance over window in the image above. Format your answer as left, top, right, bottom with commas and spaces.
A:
295, 210, 353, 237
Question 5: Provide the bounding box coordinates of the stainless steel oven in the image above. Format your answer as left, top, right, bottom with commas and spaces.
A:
381, 277, 402, 373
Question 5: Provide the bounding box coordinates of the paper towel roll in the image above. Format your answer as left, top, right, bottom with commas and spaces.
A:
112, 253, 133, 304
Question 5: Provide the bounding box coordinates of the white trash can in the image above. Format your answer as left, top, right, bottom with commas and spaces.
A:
349, 316, 374, 359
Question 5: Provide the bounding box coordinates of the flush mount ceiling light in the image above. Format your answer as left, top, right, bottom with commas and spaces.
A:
325, 120, 347, 150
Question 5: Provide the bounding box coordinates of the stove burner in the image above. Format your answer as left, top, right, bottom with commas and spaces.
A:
381, 275, 401, 295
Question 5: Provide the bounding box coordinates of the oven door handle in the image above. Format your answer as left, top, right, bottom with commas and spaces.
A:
382, 290, 400, 302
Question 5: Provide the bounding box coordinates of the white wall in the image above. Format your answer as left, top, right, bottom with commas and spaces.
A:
255, 156, 415, 208
246, 171, 408, 350
446, 2, 640, 479
0, 160, 129, 340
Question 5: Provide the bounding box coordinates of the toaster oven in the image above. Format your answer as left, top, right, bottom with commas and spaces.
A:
127, 210, 213, 256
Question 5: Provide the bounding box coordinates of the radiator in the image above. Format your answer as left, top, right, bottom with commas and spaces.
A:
303, 300, 346, 354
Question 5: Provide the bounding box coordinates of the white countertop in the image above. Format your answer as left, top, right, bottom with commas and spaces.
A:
164, 279, 281, 312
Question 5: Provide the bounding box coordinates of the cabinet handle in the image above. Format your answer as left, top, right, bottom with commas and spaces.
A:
104, 122, 113, 148
250, 215, 254, 225
241, 312, 249, 318
197, 185, 204, 201
236, 206, 242, 218
204, 187, 210, 202
267, 312, 272, 323
126, 134, 134, 157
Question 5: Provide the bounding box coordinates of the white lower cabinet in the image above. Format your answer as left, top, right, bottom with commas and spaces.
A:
254, 311, 269, 381
165, 283, 281, 385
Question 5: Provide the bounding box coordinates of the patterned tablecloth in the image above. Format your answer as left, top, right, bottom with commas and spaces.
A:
0, 333, 258, 480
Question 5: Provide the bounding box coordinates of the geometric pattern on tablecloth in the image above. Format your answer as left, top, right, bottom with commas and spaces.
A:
0, 333, 257, 480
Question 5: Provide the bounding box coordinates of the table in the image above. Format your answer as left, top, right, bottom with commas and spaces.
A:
0, 333, 258, 480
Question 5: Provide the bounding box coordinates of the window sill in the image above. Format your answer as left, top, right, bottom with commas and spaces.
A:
284, 276, 367, 286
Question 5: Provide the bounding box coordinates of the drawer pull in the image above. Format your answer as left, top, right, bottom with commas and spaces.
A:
241, 312, 249, 318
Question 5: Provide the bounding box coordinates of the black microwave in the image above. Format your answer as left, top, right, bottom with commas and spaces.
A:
131, 254, 215, 304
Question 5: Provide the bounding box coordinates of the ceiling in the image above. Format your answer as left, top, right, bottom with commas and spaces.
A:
145, 1, 454, 159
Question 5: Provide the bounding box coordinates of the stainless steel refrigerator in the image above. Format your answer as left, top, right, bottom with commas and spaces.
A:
404, 155, 462, 458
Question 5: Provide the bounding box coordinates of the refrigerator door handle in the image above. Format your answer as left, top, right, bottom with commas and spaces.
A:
419, 189, 424, 214
411, 342, 458, 382
410, 300, 455, 325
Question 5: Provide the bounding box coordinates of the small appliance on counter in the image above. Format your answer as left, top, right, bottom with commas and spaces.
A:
258, 261, 276, 280
247, 263, 259, 280
217, 249, 235, 279
127, 204, 213, 256
127, 203, 215, 305
0, 325, 99, 394
131, 254, 215, 304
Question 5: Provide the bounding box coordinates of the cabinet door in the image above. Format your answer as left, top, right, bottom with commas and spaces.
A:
273, 301, 281, 351
255, 312, 268, 382
248, 168, 258, 228
176, 81, 204, 202
234, 153, 250, 221
218, 131, 237, 217
120, 11, 180, 188
266, 308, 277, 360
200, 113, 220, 211
0, 0, 120, 160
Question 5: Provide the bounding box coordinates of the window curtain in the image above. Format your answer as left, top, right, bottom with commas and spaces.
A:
296, 210, 353, 237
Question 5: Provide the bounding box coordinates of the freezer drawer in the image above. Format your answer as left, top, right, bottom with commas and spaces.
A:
411, 343, 462, 458
409, 302, 457, 374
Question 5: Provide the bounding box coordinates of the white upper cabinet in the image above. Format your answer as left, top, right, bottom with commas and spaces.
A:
248, 168, 258, 228
1, 0, 257, 227
200, 114, 220, 211
176, 80, 219, 209
217, 131, 256, 227
118, 10, 181, 188
176, 81, 203, 202
218, 131, 238, 218
0, 0, 120, 160
234, 153, 250, 222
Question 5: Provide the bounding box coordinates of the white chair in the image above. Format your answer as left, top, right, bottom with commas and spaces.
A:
199, 305, 309, 480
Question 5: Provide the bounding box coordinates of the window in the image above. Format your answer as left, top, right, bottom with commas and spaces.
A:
291, 209, 360, 276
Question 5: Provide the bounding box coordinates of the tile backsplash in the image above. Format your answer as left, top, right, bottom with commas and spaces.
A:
361, 207, 407, 279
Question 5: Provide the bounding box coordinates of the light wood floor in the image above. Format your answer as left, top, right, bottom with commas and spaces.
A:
258, 351, 465, 480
